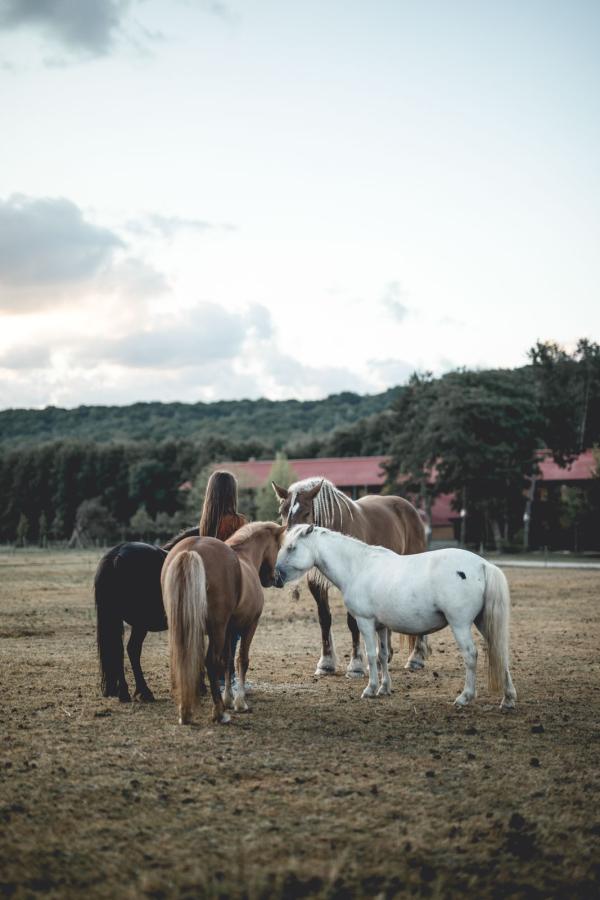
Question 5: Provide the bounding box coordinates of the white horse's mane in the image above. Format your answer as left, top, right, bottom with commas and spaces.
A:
288, 477, 354, 528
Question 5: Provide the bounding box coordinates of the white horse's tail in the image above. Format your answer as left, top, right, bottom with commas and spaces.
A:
163, 550, 207, 724
482, 563, 511, 694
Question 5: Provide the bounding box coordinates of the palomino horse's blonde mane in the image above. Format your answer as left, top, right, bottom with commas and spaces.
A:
287, 477, 354, 594
288, 477, 354, 529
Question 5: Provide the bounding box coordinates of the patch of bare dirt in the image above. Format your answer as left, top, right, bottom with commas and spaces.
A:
1, 549, 599, 898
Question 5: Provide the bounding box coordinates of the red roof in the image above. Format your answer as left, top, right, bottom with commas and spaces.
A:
211, 451, 597, 528
214, 455, 390, 490
537, 449, 596, 481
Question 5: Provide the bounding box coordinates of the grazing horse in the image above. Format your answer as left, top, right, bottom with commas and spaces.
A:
275, 526, 517, 709
95, 527, 199, 703
272, 478, 430, 676
162, 521, 285, 725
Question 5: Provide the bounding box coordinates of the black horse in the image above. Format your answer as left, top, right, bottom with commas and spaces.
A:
95, 528, 199, 702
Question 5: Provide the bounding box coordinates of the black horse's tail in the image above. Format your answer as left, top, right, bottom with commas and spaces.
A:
95, 547, 125, 697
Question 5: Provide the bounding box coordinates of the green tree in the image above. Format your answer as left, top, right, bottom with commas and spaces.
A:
38, 511, 48, 548
386, 370, 543, 550
69, 498, 117, 547
255, 453, 299, 521
129, 505, 156, 541
15, 513, 29, 547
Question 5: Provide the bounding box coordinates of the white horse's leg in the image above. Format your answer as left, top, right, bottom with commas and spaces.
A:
405, 634, 430, 671
346, 612, 366, 678
356, 617, 380, 699
449, 623, 478, 707
376, 628, 392, 696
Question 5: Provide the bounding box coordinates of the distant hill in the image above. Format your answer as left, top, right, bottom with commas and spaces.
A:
0, 388, 401, 448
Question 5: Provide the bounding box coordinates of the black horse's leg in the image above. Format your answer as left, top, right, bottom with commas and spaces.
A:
346, 612, 367, 678
308, 578, 337, 675
127, 625, 155, 702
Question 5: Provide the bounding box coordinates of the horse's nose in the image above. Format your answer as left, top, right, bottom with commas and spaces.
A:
273, 566, 285, 588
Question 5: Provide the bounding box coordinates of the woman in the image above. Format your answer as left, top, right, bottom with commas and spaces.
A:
199, 470, 247, 685
199, 470, 247, 541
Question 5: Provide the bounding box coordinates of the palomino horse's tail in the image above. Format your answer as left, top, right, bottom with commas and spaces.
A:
163, 550, 208, 725
482, 563, 511, 694
95, 548, 125, 698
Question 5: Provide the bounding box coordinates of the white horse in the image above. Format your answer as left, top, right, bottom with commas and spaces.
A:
275, 525, 517, 709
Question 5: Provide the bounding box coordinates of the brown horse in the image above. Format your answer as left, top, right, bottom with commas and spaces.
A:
272, 478, 430, 676
161, 521, 285, 725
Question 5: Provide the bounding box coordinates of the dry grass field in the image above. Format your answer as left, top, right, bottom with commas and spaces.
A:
1, 549, 599, 899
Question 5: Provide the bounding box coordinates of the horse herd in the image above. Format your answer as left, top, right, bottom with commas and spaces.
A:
95, 477, 516, 725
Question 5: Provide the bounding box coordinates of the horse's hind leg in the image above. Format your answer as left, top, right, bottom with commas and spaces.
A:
308, 579, 337, 675
449, 623, 478, 707
206, 631, 231, 724
346, 613, 366, 678
234, 621, 258, 713
405, 634, 430, 671
127, 625, 155, 702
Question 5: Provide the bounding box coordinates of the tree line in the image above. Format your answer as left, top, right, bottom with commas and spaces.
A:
1, 339, 599, 550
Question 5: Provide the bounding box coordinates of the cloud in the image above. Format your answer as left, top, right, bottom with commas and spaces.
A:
381, 281, 409, 322
0, 194, 169, 313
0, 0, 133, 56
125, 213, 236, 240
367, 357, 415, 387
0, 343, 52, 370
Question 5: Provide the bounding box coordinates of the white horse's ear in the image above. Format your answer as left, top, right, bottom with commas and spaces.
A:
304, 524, 315, 535
272, 481, 288, 500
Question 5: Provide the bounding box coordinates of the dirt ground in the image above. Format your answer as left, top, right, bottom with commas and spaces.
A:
1, 549, 599, 900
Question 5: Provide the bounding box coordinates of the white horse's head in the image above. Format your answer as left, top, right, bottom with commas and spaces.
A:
274, 524, 317, 585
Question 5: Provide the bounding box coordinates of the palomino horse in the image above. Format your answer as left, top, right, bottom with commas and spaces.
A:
95, 527, 199, 702
162, 521, 285, 724
272, 478, 430, 676
275, 526, 517, 709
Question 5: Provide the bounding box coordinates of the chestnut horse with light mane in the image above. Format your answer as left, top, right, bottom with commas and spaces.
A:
161, 521, 285, 725
272, 478, 430, 676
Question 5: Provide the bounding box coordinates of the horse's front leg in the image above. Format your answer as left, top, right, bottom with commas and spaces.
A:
354, 616, 380, 698
405, 634, 431, 671
127, 625, 155, 702
346, 613, 366, 678
376, 627, 392, 696
308, 578, 337, 675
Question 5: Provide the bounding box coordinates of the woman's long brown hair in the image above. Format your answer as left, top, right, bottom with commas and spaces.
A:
199, 470, 239, 537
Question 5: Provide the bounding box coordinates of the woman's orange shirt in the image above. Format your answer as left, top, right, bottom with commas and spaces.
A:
216, 513, 248, 542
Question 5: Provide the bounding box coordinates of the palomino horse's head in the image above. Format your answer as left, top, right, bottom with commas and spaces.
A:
272, 479, 324, 528
258, 522, 288, 588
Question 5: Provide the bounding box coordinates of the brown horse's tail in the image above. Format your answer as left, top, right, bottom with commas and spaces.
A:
163, 550, 207, 725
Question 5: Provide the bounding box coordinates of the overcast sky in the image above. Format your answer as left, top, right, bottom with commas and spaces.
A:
0, 0, 598, 409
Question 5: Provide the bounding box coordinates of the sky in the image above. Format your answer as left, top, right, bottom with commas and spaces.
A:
0, 0, 598, 410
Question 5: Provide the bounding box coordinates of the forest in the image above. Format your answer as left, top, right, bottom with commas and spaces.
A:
1, 340, 599, 550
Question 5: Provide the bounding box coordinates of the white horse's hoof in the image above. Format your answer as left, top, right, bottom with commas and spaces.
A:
501, 698, 516, 711
405, 658, 425, 671
361, 687, 377, 699
377, 684, 391, 697
454, 693, 474, 708
234, 699, 249, 713
315, 655, 336, 675
218, 712, 231, 724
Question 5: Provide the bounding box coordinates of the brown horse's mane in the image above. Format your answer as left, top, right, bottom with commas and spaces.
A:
226, 520, 275, 548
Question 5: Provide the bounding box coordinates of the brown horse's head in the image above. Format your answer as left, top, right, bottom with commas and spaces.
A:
272, 479, 323, 528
